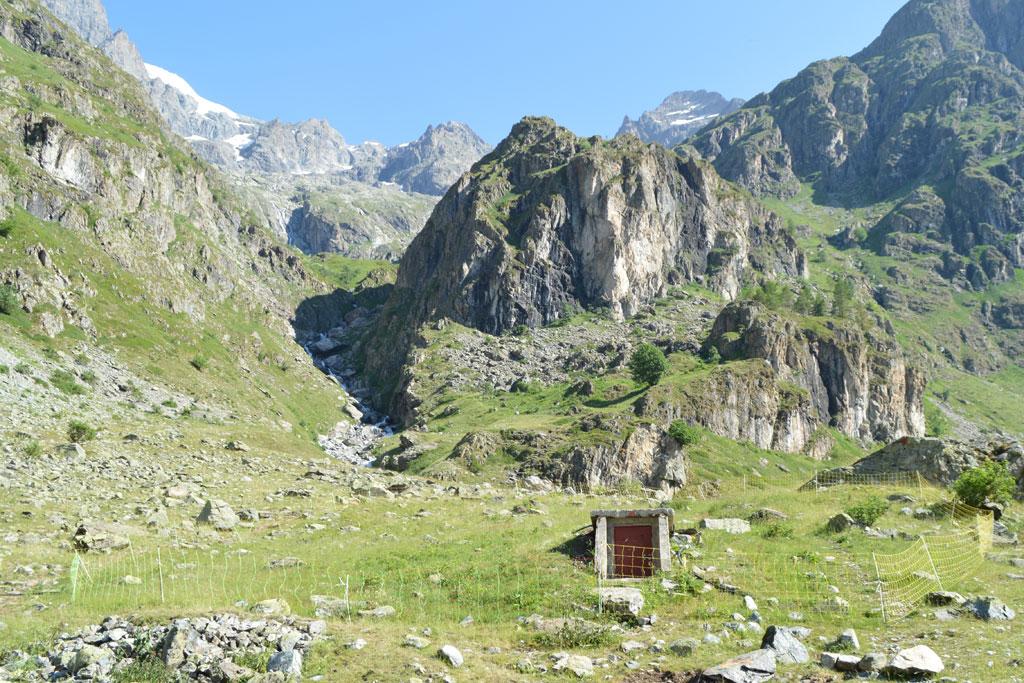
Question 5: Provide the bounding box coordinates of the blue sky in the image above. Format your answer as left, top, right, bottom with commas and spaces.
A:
105, 1, 907, 146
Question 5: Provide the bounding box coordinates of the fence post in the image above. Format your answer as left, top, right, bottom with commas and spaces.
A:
596, 571, 603, 615
343, 575, 351, 622
872, 552, 886, 623
157, 547, 165, 604
70, 553, 80, 604
920, 537, 943, 591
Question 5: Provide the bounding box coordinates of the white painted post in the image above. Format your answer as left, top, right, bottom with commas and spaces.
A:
157, 547, 165, 604
594, 516, 608, 580
872, 552, 886, 623
921, 537, 943, 591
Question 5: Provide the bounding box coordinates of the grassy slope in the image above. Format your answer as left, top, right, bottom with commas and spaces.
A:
2, 447, 1018, 682
0, 4, 346, 454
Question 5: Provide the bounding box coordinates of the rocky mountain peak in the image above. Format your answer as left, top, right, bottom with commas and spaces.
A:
363, 116, 806, 412
690, 0, 1024, 290
39, 0, 110, 45
242, 118, 352, 175
379, 120, 492, 195
617, 90, 744, 148
40, 0, 146, 78
856, 0, 1024, 66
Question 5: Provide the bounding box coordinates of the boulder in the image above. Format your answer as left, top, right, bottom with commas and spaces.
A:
197, 499, 239, 530
596, 586, 645, 617
669, 637, 699, 656
72, 644, 112, 674
552, 653, 593, 677
969, 596, 1016, 621
858, 652, 887, 672
700, 518, 751, 534
311, 595, 349, 618
926, 591, 966, 607
267, 649, 302, 680
438, 644, 464, 668
760, 625, 808, 664
58, 443, 87, 458
701, 649, 776, 682
252, 598, 291, 616
827, 513, 856, 532
749, 508, 787, 523
886, 645, 944, 677
834, 628, 859, 650
820, 652, 861, 672
72, 523, 130, 552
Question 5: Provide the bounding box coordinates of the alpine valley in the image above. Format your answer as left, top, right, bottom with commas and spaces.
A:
0, 1, 1022, 682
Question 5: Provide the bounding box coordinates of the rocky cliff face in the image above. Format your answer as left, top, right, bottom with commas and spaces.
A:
617, 90, 744, 148
379, 122, 493, 195
286, 184, 437, 259
672, 301, 926, 449
0, 0, 341, 436
690, 0, 1024, 285
364, 116, 807, 413
816, 436, 1024, 498
39, 0, 145, 78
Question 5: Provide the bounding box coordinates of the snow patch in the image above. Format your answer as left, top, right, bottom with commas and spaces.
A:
224, 133, 254, 150
144, 63, 240, 119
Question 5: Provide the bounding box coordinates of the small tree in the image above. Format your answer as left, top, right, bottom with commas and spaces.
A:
832, 279, 855, 318
0, 285, 18, 315
795, 284, 815, 314
628, 343, 668, 386
953, 461, 1016, 507
67, 420, 97, 443
667, 420, 701, 445
846, 495, 889, 526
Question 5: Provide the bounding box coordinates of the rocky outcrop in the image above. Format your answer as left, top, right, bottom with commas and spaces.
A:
814, 436, 1024, 497
690, 0, 1024, 282
285, 184, 436, 259
39, 0, 145, 78
558, 423, 687, 493
242, 119, 353, 175
617, 90, 744, 148
637, 360, 823, 455
364, 117, 806, 414
379, 122, 492, 195
655, 301, 926, 450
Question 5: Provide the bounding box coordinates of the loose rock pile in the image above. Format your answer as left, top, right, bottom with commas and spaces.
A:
1, 613, 324, 682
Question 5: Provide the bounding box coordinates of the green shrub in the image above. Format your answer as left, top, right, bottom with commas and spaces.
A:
67, 420, 97, 443
667, 420, 701, 446
628, 343, 668, 386
703, 344, 722, 365
757, 522, 795, 539
23, 440, 42, 457
534, 619, 615, 648
750, 280, 793, 310
0, 285, 18, 315
953, 461, 1016, 507
845, 495, 889, 526
50, 370, 87, 395
0, 364, 7, 374
511, 323, 530, 337
0, 216, 13, 238
14, 362, 30, 374
81, 370, 98, 383
190, 355, 209, 371
161, 399, 177, 408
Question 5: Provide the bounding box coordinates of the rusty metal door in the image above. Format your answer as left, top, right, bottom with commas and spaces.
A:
612, 524, 654, 577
